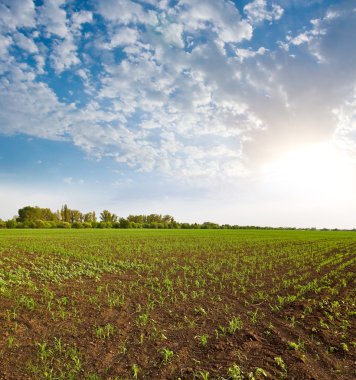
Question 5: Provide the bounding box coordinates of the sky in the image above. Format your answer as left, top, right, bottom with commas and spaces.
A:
0, 0, 355, 228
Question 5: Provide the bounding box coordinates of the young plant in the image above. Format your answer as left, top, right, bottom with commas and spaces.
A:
274, 356, 287, 378
95, 323, 114, 339
161, 348, 174, 364
227, 316, 243, 335
227, 363, 243, 380
132, 363, 139, 380
195, 334, 209, 347
198, 370, 210, 380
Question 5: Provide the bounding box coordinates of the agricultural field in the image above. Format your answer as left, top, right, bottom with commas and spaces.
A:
0, 229, 355, 380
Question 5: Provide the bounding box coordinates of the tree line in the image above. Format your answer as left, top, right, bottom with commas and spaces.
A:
0, 205, 351, 231
0, 205, 195, 229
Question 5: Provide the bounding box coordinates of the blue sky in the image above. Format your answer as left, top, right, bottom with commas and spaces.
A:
0, 0, 355, 227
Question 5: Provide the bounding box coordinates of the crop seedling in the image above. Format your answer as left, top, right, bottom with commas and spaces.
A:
0, 228, 354, 379
197, 370, 210, 380
194, 306, 207, 315
161, 348, 174, 364
341, 343, 348, 352
274, 356, 287, 377
132, 364, 139, 380
255, 367, 268, 378
137, 313, 149, 326
227, 363, 244, 380
95, 323, 114, 339
195, 334, 209, 347
19, 295, 36, 311
7, 336, 15, 349
251, 309, 259, 324
288, 341, 299, 351
227, 316, 243, 334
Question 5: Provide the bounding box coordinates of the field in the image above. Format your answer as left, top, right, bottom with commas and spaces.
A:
0, 229, 355, 380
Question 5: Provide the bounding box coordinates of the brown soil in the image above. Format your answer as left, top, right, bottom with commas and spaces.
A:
0, 237, 355, 380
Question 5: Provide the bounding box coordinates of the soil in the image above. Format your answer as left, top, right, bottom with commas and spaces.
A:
0, 231, 355, 379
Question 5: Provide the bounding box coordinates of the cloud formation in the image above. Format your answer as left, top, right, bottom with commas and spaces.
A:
244, 0, 284, 24
0, 0, 355, 183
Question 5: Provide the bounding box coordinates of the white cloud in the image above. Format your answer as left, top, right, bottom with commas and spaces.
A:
13, 32, 38, 54
157, 22, 184, 48
103, 27, 139, 49
0, 61, 72, 139
244, 0, 284, 24
34, 54, 46, 74
333, 89, 356, 161
242, 1, 356, 165
288, 32, 310, 46
0, 0, 262, 181
0, 0, 36, 32
71, 10, 93, 30
97, 0, 157, 25
0, 0, 355, 187
0, 34, 12, 57
235, 47, 267, 62
50, 36, 80, 73
36, 0, 84, 73
178, 0, 253, 44
38, 0, 69, 38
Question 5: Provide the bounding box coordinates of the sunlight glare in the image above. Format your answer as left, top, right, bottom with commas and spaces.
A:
262, 142, 353, 202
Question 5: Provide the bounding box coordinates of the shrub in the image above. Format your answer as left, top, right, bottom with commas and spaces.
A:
112, 222, 120, 229
6, 220, 16, 229
72, 222, 84, 229
98, 222, 112, 229
34, 220, 46, 228
56, 221, 71, 229
181, 223, 191, 229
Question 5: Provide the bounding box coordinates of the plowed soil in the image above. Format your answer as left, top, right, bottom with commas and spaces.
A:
0, 229, 355, 379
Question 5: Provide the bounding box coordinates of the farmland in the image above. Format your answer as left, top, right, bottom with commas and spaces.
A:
0, 229, 355, 379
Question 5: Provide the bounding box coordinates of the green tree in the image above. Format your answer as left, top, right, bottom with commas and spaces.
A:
17, 206, 41, 222
100, 210, 111, 222
6, 220, 16, 228
41, 208, 58, 221
119, 217, 130, 228
17, 206, 57, 222
84, 212, 96, 223
61, 204, 71, 223
100, 210, 118, 223
70, 210, 83, 223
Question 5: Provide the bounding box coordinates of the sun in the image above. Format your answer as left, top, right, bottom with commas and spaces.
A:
261, 142, 353, 203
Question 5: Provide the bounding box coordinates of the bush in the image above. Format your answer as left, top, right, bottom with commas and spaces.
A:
98, 222, 112, 229
82, 222, 92, 229
22, 221, 35, 228
56, 221, 71, 229
34, 220, 46, 228
72, 222, 83, 229
151, 222, 165, 229
6, 220, 16, 229
119, 218, 130, 228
